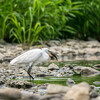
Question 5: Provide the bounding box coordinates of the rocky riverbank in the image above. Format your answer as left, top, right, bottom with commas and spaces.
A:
0, 39, 100, 100
0, 62, 100, 81
0, 82, 100, 100
0, 60, 100, 100
0, 39, 100, 62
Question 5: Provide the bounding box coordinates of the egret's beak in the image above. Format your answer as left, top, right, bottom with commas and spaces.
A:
48, 50, 58, 61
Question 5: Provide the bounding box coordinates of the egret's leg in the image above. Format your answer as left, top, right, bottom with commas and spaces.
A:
27, 64, 34, 81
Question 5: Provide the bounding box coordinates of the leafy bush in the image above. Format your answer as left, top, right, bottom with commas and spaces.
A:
3, 0, 51, 48
0, 0, 100, 46
68, 0, 100, 40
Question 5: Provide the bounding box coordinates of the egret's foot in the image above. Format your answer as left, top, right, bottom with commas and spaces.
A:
29, 77, 34, 82
27, 72, 34, 82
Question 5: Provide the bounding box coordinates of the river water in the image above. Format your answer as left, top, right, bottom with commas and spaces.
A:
34, 60, 100, 86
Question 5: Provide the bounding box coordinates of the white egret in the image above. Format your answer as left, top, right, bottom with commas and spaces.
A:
10, 48, 58, 80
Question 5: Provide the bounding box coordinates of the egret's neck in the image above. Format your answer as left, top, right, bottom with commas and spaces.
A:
42, 49, 48, 54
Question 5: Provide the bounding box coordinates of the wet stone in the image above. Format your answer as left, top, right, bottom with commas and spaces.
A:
0, 88, 21, 100
93, 64, 100, 69
93, 81, 100, 85
0, 79, 5, 85
90, 90, 99, 98
74, 66, 100, 77
7, 80, 35, 89
64, 82, 90, 100
39, 67, 48, 72
66, 78, 75, 87
81, 67, 100, 77
40, 94, 64, 100
21, 90, 40, 100
0, 53, 4, 60
47, 84, 69, 94
36, 72, 47, 77
91, 96, 100, 100
64, 64, 73, 68
50, 71, 59, 76
48, 63, 59, 70
46, 40, 61, 46
73, 66, 84, 74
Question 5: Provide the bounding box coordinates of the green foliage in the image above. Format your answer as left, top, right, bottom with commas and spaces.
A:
2, 0, 53, 47
68, 0, 100, 39
0, 0, 100, 46
0, 0, 32, 39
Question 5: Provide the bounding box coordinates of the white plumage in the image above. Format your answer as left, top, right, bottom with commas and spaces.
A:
10, 48, 49, 66
10, 48, 57, 80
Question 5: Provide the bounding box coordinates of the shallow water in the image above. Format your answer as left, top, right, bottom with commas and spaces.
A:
34, 75, 100, 86
34, 60, 100, 86
43, 60, 100, 68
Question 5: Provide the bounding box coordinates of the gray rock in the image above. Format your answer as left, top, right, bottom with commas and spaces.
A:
48, 63, 59, 70
36, 72, 47, 77
91, 96, 100, 100
64, 82, 90, 100
58, 67, 66, 73
1, 39, 100, 62
38, 89, 47, 95
7, 80, 35, 88
47, 40, 61, 46
81, 67, 100, 77
31, 67, 40, 73
50, 71, 59, 76
74, 66, 100, 76
95, 52, 100, 56
38, 85, 47, 89
93, 81, 100, 85
0, 39, 7, 44
3, 55, 14, 62
56, 73, 63, 77
57, 67, 74, 76
50, 97, 63, 100
64, 64, 73, 68
6, 70, 13, 74
39, 67, 48, 72
87, 37, 98, 41
66, 70, 74, 76
93, 64, 100, 69
47, 84, 69, 94
0, 44, 4, 48
0, 88, 21, 100
40, 93, 64, 100
90, 90, 98, 98
0, 79, 5, 85
66, 39, 78, 46
73, 66, 84, 74
90, 85, 96, 90
0, 53, 4, 62
90, 85, 99, 98
21, 90, 40, 100
66, 78, 75, 87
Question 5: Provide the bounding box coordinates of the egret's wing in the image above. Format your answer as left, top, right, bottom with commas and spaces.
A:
10, 49, 42, 65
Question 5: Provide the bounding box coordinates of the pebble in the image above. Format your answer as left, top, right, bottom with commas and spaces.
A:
48, 63, 59, 70
66, 78, 75, 87
93, 81, 100, 85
